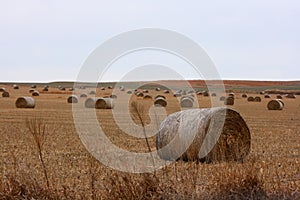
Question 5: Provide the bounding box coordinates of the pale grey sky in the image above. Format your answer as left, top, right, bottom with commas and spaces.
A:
0, 0, 299, 82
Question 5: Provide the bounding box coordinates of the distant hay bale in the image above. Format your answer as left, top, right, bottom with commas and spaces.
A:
69, 88, 74, 91
15, 97, 35, 108
89, 91, 96, 95
67, 95, 78, 103
211, 93, 217, 97
264, 94, 271, 98
228, 92, 235, 97
127, 91, 132, 94
276, 95, 282, 99
164, 90, 170, 94
219, 96, 226, 101
155, 87, 161, 91
42, 87, 48, 92
143, 90, 149, 93
254, 96, 261, 102
260, 91, 265, 95
120, 87, 125, 91
136, 92, 144, 97
203, 91, 209, 96
0, 88, 6, 92
29, 89, 35, 93
267, 99, 284, 110
31, 85, 37, 89
85, 98, 99, 108
110, 94, 117, 99
247, 96, 254, 102
155, 95, 166, 99
173, 93, 182, 97
143, 95, 152, 99
32, 91, 40, 96
95, 98, 114, 109
108, 86, 113, 89
100, 87, 105, 90
80, 93, 88, 98
196, 91, 203, 95
242, 94, 247, 98
13, 85, 19, 89
286, 94, 296, 99
156, 108, 251, 162
60, 87, 66, 91
180, 96, 194, 108
154, 97, 167, 107
2, 91, 10, 97
224, 97, 234, 105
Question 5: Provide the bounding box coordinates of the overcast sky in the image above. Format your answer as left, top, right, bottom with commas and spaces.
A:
0, 0, 299, 82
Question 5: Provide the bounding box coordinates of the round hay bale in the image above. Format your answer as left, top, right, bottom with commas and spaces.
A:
155, 87, 161, 91
143, 90, 149, 93
29, 89, 35, 93
143, 95, 152, 99
13, 85, 19, 89
228, 92, 235, 97
89, 91, 96, 95
264, 94, 271, 98
136, 92, 144, 97
196, 91, 203, 95
69, 88, 74, 91
95, 98, 114, 109
31, 85, 37, 89
164, 90, 170, 94
32, 91, 40, 96
219, 96, 226, 101
15, 97, 35, 108
85, 98, 99, 108
224, 97, 234, 105
211, 93, 217, 97
267, 99, 284, 110
100, 87, 105, 90
286, 94, 296, 99
156, 108, 251, 162
80, 93, 88, 98
173, 93, 182, 97
155, 95, 166, 99
108, 86, 113, 89
254, 96, 261, 102
60, 87, 66, 91
110, 94, 117, 99
180, 96, 194, 108
0, 88, 6, 92
2, 91, 10, 97
260, 91, 265, 95
203, 91, 209, 96
247, 96, 254, 102
242, 94, 247, 98
154, 97, 167, 107
276, 95, 282, 99
67, 95, 78, 103
127, 91, 132, 94
42, 87, 48, 92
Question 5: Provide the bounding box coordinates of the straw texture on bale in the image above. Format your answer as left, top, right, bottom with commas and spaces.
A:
32, 91, 40, 96
267, 99, 284, 110
67, 95, 78, 103
156, 108, 251, 162
2, 91, 10, 97
16, 97, 35, 108
180, 96, 194, 108
85, 98, 99, 108
154, 97, 167, 107
224, 97, 234, 105
247, 96, 254, 102
242, 94, 247, 98
95, 98, 114, 109
254, 96, 261, 102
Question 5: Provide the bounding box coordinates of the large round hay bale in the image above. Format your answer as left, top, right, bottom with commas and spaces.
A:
264, 94, 271, 98
254, 96, 261, 102
156, 108, 251, 162
154, 97, 167, 107
67, 95, 78, 103
180, 96, 194, 108
95, 98, 114, 109
32, 91, 40, 96
267, 99, 284, 110
85, 98, 99, 108
2, 91, 10, 97
224, 97, 234, 105
219, 96, 226, 101
15, 97, 35, 108
242, 94, 247, 98
247, 96, 254, 102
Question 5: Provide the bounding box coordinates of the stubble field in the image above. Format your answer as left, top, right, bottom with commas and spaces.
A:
0, 83, 299, 199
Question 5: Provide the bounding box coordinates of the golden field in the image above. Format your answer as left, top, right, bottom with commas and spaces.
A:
0, 83, 299, 199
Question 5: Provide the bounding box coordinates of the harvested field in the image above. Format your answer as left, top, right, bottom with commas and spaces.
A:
0, 83, 299, 199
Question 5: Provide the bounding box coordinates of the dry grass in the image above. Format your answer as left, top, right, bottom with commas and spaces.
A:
0, 85, 299, 199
